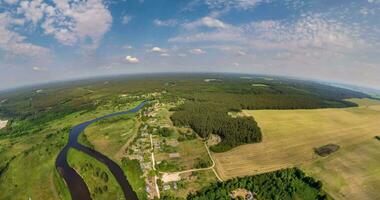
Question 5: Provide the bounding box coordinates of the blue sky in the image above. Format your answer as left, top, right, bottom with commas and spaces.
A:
0, 0, 379, 90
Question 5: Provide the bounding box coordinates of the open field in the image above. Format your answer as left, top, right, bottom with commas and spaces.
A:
83, 112, 140, 161
0, 129, 69, 200
213, 98, 380, 200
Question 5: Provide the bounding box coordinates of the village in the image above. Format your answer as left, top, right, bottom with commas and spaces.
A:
122, 96, 222, 199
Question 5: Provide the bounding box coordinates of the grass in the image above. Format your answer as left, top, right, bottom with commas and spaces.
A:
82, 112, 140, 161
0, 129, 68, 200
121, 158, 147, 200
213, 98, 380, 200
67, 148, 124, 200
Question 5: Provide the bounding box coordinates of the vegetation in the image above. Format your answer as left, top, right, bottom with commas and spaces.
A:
121, 158, 147, 200
82, 111, 139, 161
157, 127, 173, 137
314, 144, 340, 157
67, 148, 124, 200
194, 157, 212, 168
375, 136, 380, 141
0, 128, 69, 200
171, 102, 262, 152
161, 168, 328, 200
156, 160, 182, 172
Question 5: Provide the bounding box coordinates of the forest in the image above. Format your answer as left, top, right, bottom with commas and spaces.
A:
161, 168, 328, 200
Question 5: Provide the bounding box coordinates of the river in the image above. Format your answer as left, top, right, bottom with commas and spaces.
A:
56, 101, 147, 200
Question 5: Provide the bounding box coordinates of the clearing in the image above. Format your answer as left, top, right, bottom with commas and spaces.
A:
213, 98, 380, 200
0, 119, 7, 129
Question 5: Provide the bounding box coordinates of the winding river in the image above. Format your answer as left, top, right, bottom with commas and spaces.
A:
56, 101, 146, 200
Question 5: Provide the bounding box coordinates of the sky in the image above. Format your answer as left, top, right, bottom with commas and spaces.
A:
0, 0, 379, 90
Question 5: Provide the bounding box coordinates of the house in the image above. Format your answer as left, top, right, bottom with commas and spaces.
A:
169, 153, 180, 158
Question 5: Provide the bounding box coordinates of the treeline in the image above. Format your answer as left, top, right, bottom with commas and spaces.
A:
187, 168, 327, 200
170, 102, 262, 152
161, 168, 328, 200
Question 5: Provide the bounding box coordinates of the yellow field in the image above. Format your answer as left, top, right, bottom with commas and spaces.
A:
213, 98, 380, 200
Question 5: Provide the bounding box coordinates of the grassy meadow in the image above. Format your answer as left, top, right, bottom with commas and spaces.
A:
213, 98, 380, 200
82, 112, 140, 161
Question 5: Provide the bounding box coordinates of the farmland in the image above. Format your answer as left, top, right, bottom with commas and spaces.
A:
213, 98, 380, 200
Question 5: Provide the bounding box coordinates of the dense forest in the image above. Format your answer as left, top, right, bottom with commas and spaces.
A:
170, 102, 262, 152
161, 168, 329, 200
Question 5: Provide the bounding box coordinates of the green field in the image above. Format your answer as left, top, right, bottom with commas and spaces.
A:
0, 129, 69, 200
82, 109, 140, 161
213, 98, 380, 200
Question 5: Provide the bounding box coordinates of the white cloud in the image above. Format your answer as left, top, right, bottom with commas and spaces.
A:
184, 16, 227, 29
122, 45, 133, 49
0, 12, 50, 58
160, 53, 170, 57
189, 48, 205, 54
204, 0, 265, 10
32, 66, 42, 71
125, 55, 139, 63
233, 62, 240, 66
237, 50, 247, 55
153, 19, 177, 27
17, 0, 47, 25
17, 0, 113, 50
122, 15, 132, 25
151, 47, 167, 53
169, 28, 241, 42
243, 14, 362, 51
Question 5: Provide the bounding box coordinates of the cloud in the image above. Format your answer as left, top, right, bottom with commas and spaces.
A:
243, 14, 363, 51
32, 66, 42, 71
122, 15, 132, 25
184, 16, 227, 29
125, 55, 139, 63
13, 0, 113, 51
160, 53, 170, 57
122, 45, 133, 49
151, 47, 167, 53
237, 50, 247, 55
204, 0, 265, 10
16, 0, 47, 25
153, 19, 177, 27
169, 27, 242, 42
189, 48, 205, 54
0, 12, 50, 58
